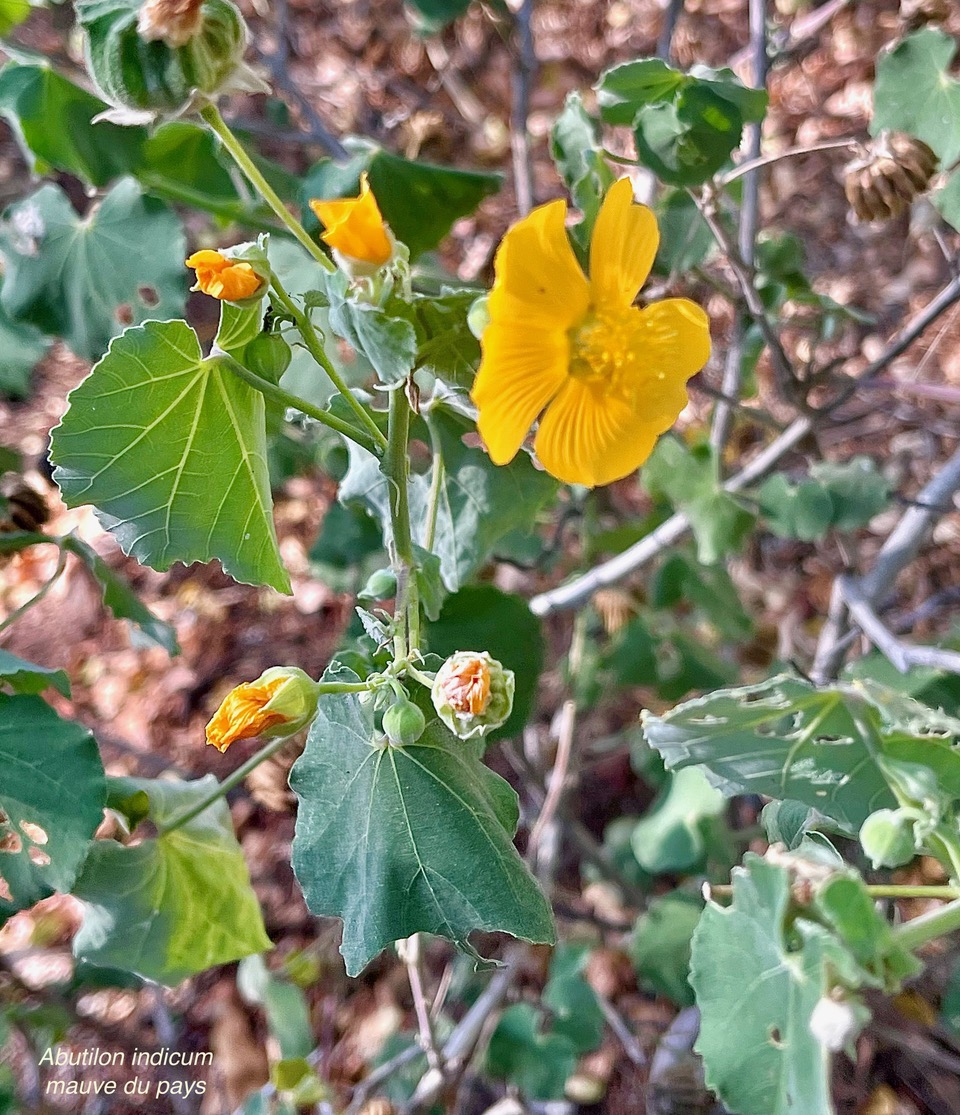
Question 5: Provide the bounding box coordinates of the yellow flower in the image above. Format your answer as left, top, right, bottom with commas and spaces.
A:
186, 249, 264, 302
470, 177, 711, 488
205, 666, 320, 752
308, 172, 392, 268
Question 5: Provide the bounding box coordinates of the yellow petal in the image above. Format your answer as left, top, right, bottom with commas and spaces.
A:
589, 177, 659, 309
472, 320, 569, 465
635, 297, 712, 404
487, 198, 589, 331
534, 298, 710, 487
309, 172, 392, 266
532, 378, 655, 487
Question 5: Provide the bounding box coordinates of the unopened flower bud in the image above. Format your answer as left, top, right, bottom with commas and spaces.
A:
78, 0, 264, 123
186, 246, 268, 304
431, 651, 514, 740
244, 332, 292, 384
358, 568, 398, 602
844, 133, 938, 222
860, 808, 916, 869
205, 666, 320, 752
308, 173, 403, 278
382, 698, 426, 747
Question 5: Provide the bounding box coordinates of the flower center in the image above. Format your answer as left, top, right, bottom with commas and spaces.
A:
568, 306, 661, 402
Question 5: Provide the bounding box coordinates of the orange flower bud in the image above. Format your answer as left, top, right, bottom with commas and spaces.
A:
308, 172, 393, 270
205, 667, 320, 752
438, 656, 492, 717
431, 652, 514, 740
186, 249, 265, 302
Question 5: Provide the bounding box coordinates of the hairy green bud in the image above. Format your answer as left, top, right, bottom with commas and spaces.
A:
859, 808, 916, 869
382, 698, 426, 747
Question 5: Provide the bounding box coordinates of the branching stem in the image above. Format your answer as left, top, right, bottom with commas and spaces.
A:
268, 275, 388, 453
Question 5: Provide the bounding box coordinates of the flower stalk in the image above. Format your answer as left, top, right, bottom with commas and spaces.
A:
220, 356, 383, 457
383, 388, 420, 660
200, 104, 334, 272
267, 274, 388, 455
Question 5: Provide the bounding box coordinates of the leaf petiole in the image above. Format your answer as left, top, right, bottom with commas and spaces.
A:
268, 273, 389, 454
220, 355, 383, 457
200, 104, 335, 272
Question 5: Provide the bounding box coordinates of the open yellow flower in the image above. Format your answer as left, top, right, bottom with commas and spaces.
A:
186, 249, 264, 302
471, 177, 711, 488
205, 666, 320, 752
308, 172, 392, 268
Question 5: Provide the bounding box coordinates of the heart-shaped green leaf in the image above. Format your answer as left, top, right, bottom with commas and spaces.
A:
50, 319, 290, 593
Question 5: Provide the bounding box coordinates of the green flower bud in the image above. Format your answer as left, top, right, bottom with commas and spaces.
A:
860, 808, 916, 869
467, 294, 490, 340
244, 333, 292, 385
382, 698, 426, 747
78, 0, 265, 123
431, 651, 514, 740
358, 568, 398, 602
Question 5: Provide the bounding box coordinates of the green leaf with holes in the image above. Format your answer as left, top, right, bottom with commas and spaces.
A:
49, 319, 290, 593
872, 28, 960, 167
0, 694, 105, 924
642, 675, 910, 834
72, 776, 271, 984
692, 855, 860, 1115
290, 665, 554, 976
0, 178, 185, 360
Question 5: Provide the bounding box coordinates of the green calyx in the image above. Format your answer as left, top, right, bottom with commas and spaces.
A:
78, 0, 253, 120
381, 697, 426, 747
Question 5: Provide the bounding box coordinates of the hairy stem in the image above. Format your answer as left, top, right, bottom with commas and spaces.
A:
894, 897, 960, 953
268, 276, 388, 454
200, 104, 334, 271
221, 355, 382, 457
0, 548, 67, 635
384, 389, 420, 658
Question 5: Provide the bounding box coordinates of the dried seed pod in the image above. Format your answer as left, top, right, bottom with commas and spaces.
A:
899, 0, 951, 31
844, 133, 939, 223
0, 474, 49, 533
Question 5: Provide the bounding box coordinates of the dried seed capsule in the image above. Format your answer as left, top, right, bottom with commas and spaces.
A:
0, 474, 49, 533
844, 133, 939, 223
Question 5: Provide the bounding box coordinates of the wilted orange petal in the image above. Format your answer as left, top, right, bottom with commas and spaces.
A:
205, 677, 287, 752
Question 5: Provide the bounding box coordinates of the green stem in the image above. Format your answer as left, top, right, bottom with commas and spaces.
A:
709, 883, 960, 902
0, 548, 68, 635
200, 104, 334, 272
221, 356, 382, 457
384, 389, 420, 659
423, 431, 445, 554
268, 276, 388, 454
894, 897, 960, 953
157, 680, 372, 836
